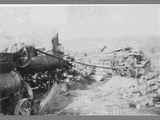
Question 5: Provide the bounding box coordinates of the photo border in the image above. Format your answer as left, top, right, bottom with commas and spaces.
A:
0, 0, 159, 4
0, 1, 159, 120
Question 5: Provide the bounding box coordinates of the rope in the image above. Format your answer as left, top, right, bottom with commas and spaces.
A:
35, 49, 114, 70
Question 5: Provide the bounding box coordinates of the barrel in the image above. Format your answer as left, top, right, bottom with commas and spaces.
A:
0, 71, 22, 97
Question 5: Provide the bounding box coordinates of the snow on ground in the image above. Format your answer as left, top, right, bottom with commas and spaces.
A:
62, 76, 158, 115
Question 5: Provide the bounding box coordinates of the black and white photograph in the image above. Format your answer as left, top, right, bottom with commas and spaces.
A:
0, 4, 160, 116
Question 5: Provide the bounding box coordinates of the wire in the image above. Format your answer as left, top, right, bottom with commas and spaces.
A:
35, 49, 113, 70
72, 61, 113, 69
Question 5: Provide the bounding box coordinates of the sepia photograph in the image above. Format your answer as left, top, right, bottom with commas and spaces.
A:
0, 4, 160, 116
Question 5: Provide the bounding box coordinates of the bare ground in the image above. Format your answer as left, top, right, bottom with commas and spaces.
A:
0, 76, 159, 118
57, 76, 159, 115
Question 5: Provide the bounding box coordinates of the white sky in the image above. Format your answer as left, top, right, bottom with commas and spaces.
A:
0, 5, 159, 52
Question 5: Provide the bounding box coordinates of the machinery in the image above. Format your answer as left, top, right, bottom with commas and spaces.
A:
0, 50, 33, 115
0, 33, 70, 115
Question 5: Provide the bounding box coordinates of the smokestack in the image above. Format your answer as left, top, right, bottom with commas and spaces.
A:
52, 32, 60, 52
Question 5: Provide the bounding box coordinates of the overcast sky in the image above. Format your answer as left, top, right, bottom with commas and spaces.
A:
0, 5, 159, 52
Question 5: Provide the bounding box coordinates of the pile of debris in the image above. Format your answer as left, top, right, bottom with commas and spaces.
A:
78, 47, 152, 81
108, 47, 152, 78
104, 48, 160, 109
95, 47, 160, 110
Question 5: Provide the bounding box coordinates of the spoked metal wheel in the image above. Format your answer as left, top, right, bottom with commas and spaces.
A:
14, 98, 32, 115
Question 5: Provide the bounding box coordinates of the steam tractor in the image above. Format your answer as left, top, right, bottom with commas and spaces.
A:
0, 33, 70, 115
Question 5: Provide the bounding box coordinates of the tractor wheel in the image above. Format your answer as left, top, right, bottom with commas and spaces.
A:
14, 98, 32, 115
